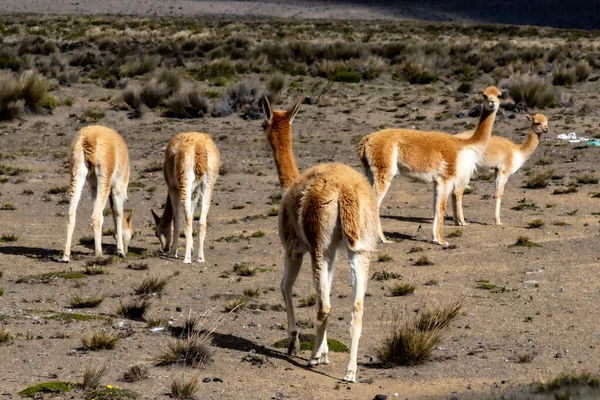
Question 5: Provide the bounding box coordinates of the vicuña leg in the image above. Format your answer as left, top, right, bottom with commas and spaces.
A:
109, 189, 126, 257
451, 184, 468, 226
344, 250, 369, 383
62, 164, 88, 262
372, 167, 394, 244
432, 180, 453, 246
196, 174, 216, 263
182, 183, 195, 264
494, 170, 510, 225
169, 189, 182, 259
309, 248, 337, 367
91, 179, 111, 258
282, 251, 303, 356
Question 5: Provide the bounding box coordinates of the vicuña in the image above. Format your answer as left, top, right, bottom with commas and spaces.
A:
61, 125, 133, 262
454, 113, 548, 225
359, 86, 502, 245
263, 96, 378, 382
151, 132, 220, 264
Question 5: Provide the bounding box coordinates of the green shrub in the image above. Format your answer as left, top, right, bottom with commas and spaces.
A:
326, 66, 362, 83
508, 74, 557, 108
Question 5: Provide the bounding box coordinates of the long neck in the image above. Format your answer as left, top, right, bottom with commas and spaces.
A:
160, 194, 174, 227
467, 107, 496, 147
272, 140, 299, 190
518, 127, 540, 158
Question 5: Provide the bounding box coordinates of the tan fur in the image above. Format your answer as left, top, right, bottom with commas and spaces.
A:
453, 114, 549, 225
151, 132, 220, 264
263, 96, 378, 383
61, 125, 133, 262
359, 86, 502, 245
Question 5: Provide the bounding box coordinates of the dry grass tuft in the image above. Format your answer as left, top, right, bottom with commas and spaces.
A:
133, 276, 169, 296
69, 293, 104, 308
389, 283, 416, 296
415, 302, 462, 332
155, 333, 213, 367
82, 330, 119, 350
81, 365, 107, 391
170, 374, 201, 399
508, 74, 557, 109
122, 364, 149, 382
118, 298, 151, 320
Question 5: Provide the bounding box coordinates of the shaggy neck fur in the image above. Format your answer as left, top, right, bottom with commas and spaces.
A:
268, 116, 300, 190
519, 126, 540, 157
465, 105, 496, 147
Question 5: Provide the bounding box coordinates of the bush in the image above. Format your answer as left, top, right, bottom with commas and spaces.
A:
393, 60, 438, 84
140, 79, 170, 108
552, 65, 576, 87
165, 89, 209, 119
121, 55, 161, 77
508, 74, 557, 109
212, 79, 264, 118
0, 73, 23, 120
326, 66, 362, 83
19, 69, 49, 115
267, 72, 286, 104
575, 60, 592, 82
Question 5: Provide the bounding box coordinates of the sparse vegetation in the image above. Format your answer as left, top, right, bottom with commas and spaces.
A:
508, 74, 557, 109
133, 276, 169, 296
170, 374, 201, 399
118, 298, 151, 320
389, 283, 416, 296
0, 327, 15, 343
523, 170, 553, 189
122, 364, 149, 383
513, 236, 541, 248
372, 270, 402, 281
155, 333, 213, 367
377, 252, 393, 262
414, 255, 433, 266
70, 293, 104, 308
81, 365, 107, 391
298, 292, 317, 307
527, 219, 545, 228
82, 330, 119, 350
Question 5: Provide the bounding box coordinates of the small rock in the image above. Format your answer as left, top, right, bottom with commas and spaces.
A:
213, 377, 223, 383
202, 377, 211, 383
559, 287, 565, 293
164, 307, 170, 311
302, 97, 313, 105
455, 112, 465, 119
508, 113, 516, 119
468, 104, 482, 118
360, 378, 374, 384
465, 324, 471, 329
393, 394, 398, 398
555, 353, 562, 358
374, 395, 388, 400
175, 306, 182, 312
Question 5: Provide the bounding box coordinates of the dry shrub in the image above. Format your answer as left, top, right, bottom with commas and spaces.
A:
121, 55, 161, 77
552, 64, 577, 86
122, 364, 149, 382
415, 302, 462, 332
165, 89, 209, 119
212, 79, 264, 118
267, 72, 286, 104
170, 374, 201, 399
575, 60, 592, 82
508, 74, 557, 109
81, 365, 107, 391
155, 333, 213, 367
377, 319, 441, 366
82, 330, 119, 350
0, 73, 24, 120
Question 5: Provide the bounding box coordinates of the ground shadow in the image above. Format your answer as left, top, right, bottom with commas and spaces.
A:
0, 246, 72, 261
210, 331, 340, 381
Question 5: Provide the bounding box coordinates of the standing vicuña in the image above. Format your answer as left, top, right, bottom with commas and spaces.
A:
359, 86, 501, 246
262, 96, 378, 382
61, 125, 133, 262
453, 113, 549, 225
151, 132, 220, 264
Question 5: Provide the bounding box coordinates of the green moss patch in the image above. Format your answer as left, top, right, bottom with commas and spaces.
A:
273, 333, 349, 353
18, 381, 74, 398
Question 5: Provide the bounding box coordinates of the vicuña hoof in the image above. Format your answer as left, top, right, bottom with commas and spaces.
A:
60, 255, 70, 263
343, 370, 357, 383
308, 353, 329, 367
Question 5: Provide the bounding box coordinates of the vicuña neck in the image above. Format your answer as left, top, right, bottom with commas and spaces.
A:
519, 127, 540, 158
272, 140, 299, 191
160, 195, 174, 227
467, 106, 496, 146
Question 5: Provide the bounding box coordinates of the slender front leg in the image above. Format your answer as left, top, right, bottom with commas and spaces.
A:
109, 190, 126, 257
282, 251, 303, 355
196, 174, 215, 263
453, 184, 468, 226
494, 170, 510, 225
62, 166, 87, 262
309, 249, 337, 367
169, 190, 181, 259
182, 189, 194, 264
91, 180, 111, 258
344, 250, 370, 383
432, 180, 453, 246
372, 167, 394, 244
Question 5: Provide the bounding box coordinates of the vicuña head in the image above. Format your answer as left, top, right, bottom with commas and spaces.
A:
526, 113, 549, 135
151, 204, 172, 253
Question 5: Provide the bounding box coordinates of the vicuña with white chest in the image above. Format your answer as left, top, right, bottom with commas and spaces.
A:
262, 96, 378, 382
453, 113, 548, 225
358, 86, 501, 246
151, 132, 220, 264
61, 125, 133, 262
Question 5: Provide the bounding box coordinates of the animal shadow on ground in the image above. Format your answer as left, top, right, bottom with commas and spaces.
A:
0, 246, 73, 261
210, 331, 340, 380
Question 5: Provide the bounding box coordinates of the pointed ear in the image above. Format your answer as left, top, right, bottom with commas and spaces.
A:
482, 92, 489, 100
261, 95, 272, 124
151, 209, 160, 225
286, 96, 304, 124
525, 114, 534, 121
127, 209, 135, 223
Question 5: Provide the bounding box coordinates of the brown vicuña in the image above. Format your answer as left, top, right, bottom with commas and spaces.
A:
454, 113, 549, 225
359, 86, 502, 246
61, 125, 133, 262
151, 132, 220, 264
262, 96, 378, 383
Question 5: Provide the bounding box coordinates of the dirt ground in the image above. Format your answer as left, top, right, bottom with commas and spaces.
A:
0, 9, 600, 400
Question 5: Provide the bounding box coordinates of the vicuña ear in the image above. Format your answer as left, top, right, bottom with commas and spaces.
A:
261, 95, 272, 124
151, 209, 160, 225
525, 114, 534, 121
482, 92, 489, 100
287, 96, 304, 124
127, 209, 135, 223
